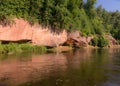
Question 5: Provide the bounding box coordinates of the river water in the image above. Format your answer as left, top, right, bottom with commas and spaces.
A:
0, 48, 120, 86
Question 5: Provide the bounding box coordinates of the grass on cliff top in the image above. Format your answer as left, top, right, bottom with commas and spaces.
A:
0, 43, 47, 54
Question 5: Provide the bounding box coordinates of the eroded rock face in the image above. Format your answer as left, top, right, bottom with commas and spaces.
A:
0, 18, 67, 46
66, 31, 94, 47
0, 19, 33, 41
0, 19, 94, 47
32, 28, 67, 46
106, 35, 117, 45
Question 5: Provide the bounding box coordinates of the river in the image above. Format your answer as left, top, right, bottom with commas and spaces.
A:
0, 48, 120, 86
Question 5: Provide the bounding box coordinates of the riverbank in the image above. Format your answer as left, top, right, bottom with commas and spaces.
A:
0, 43, 120, 55
0, 42, 73, 55
105, 45, 120, 49
81, 45, 120, 49
0, 43, 47, 54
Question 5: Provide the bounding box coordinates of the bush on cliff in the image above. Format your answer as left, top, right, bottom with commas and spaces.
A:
90, 35, 109, 47
97, 35, 109, 47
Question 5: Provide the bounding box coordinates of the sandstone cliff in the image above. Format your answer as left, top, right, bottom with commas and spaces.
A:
65, 31, 94, 47
0, 18, 95, 47
0, 18, 67, 47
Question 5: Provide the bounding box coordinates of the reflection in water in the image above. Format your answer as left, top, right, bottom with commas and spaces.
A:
0, 48, 120, 86
104, 48, 120, 86
0, 53, 67, 86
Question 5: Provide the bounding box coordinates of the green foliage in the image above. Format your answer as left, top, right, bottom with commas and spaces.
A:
90, 36, 98, 46
0, 42, 5, 53
20, 44, 47, 53
0, 43, 47, 54
3, 43, 21, 53
96, 7, 120, 42
97, 35, 109, 47
84, 0, 97, 18
91, 35, 109, 48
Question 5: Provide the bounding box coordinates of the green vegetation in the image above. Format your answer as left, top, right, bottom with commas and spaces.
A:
0, 0, 120, 47
96, 7, 120, 41
90, 35, 109, 47
0, 43, 47, 54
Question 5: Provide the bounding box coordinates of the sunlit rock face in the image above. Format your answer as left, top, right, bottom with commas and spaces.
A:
106, 35, 117, 45
32, 28, 67, 46
65, 31, 93, 47
0, 18, 67, 47
0, 18, 33, 41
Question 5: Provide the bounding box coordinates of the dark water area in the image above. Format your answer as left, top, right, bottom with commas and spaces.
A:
0, 48, 120, 86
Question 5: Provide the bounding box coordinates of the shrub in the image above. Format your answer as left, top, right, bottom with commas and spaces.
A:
97, 35, 109, 47
90, 36, 98, 46
90, 35, 109, 48
0, 43, 47, 54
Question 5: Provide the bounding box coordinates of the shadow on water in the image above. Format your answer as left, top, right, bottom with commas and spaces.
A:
0, 48, 120, 86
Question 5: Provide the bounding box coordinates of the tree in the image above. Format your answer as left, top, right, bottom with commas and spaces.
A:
84, 0, 97, 18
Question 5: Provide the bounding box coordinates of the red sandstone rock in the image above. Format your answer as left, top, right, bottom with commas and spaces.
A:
32, 28, 67, 46
106, 35, 117, 45
0, 19, 33, 41
0, 18, 67, 46
67, 31, 93, 47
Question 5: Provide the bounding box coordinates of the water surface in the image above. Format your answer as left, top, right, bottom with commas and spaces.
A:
0, 49, 120, 86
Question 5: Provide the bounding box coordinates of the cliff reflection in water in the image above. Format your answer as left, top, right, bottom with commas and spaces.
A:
0, 53, 67, 86
0, 49, 119, 86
